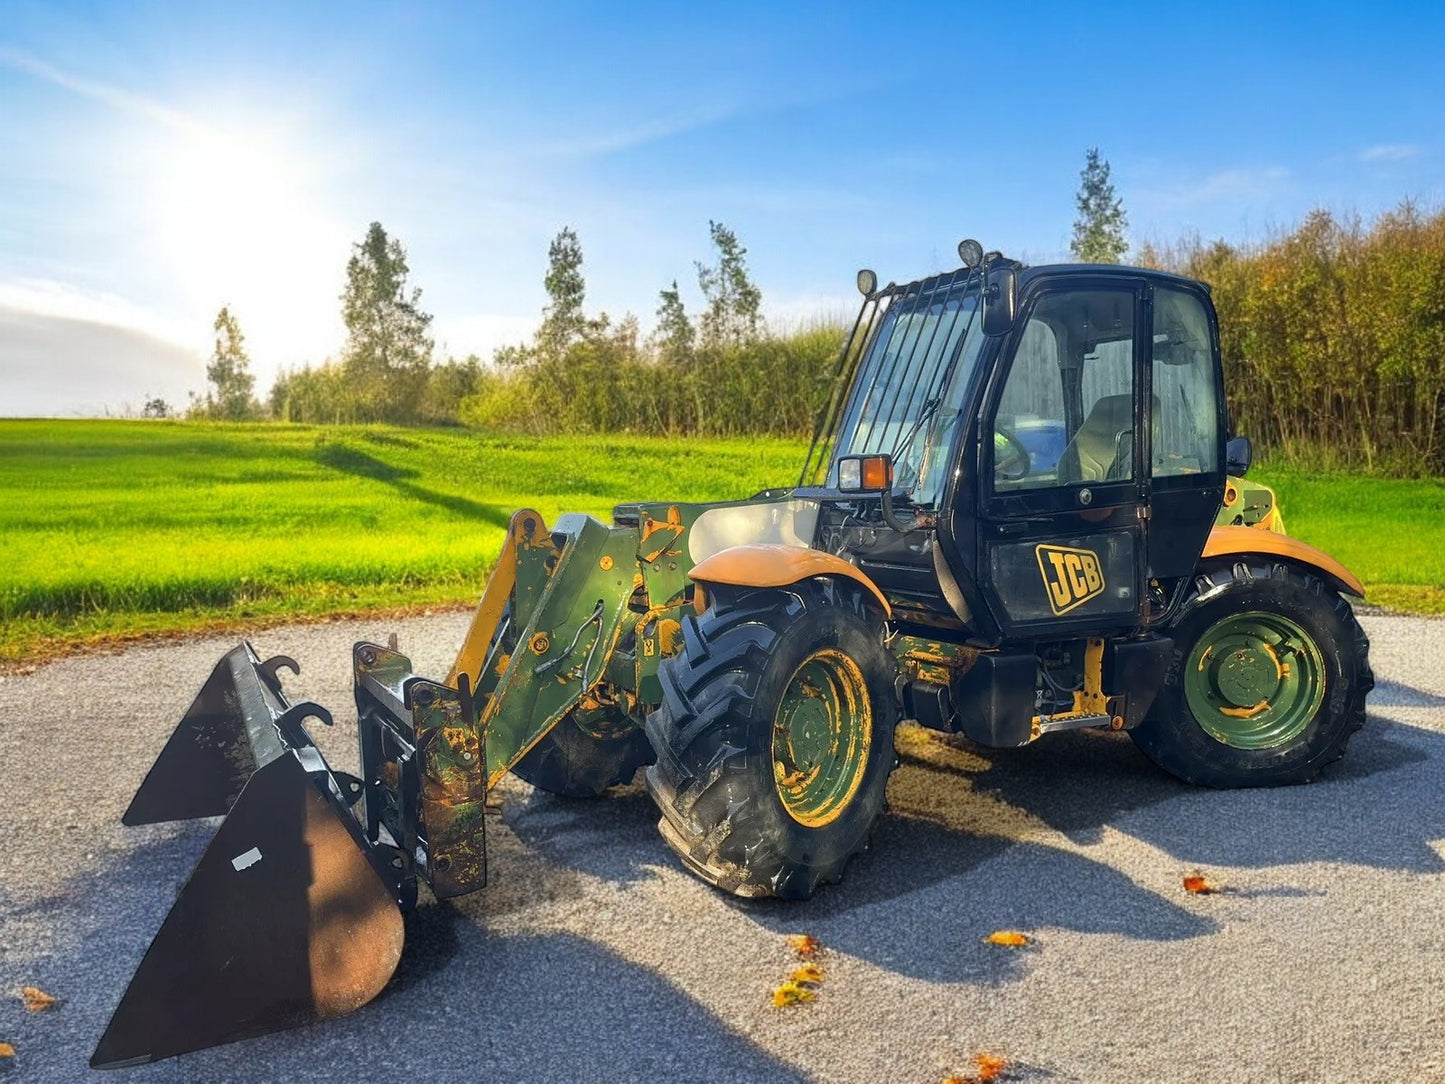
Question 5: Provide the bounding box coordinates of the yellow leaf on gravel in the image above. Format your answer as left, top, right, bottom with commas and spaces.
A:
1183, 871, 1219, 895
789, 964, 824, 985
0, 1041, 14, 1057
941, 1052, 1009, 1083
785, 934, 821, 958
771, 980, 816, 1008
985, 930, 1029, 946
974, 1052, 1008, 1081
21, 987, 56, 1012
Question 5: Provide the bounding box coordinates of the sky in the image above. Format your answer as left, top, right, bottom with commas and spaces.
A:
2, 0, 1443, 416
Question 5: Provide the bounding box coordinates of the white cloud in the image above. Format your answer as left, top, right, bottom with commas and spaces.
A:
532, 106, 740, 160
0, 304, 202, 417
1358, 143, 1423, 163
0, 45, 201, 135
1139, 167, 1291, 210
0, 279, 188, 345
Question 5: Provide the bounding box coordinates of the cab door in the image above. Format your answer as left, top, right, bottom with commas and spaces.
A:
975, 278, 1149, 641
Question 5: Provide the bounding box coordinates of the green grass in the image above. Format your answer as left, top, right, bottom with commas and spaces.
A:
1252, 463, 1445, 614
0, 420, 808, 663
2, 422, 1440, 666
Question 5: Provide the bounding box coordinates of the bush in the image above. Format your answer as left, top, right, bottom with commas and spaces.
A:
459, 322, 845, 438
1141, 203, 1445, 476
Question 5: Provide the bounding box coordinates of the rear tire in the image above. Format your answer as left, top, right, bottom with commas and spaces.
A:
644, 579, 899, 899
492, 601, 654, 797
511, 705, 655, 797
1131, 558, 1372, 787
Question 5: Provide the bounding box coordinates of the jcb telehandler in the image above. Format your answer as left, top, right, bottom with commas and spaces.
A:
92, 242, 1372, 1068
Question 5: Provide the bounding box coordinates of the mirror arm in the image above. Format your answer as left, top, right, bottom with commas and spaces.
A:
880, 487, 933, 532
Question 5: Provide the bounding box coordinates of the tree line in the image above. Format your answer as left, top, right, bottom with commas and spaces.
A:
186, 149, 1127, 435
182, 147, 1444, 475
190, 218, 839, 436
1138, 202, 1445, 476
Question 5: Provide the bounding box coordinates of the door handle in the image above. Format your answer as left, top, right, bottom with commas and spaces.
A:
994, 519, 1054, 537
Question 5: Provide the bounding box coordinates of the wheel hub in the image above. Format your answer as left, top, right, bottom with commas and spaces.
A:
1214, 643, 1280, 708
1185, 612, 1326, 749
772, 649, 872, 827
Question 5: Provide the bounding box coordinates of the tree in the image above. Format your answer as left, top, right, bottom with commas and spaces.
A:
696, 220, 763, 349
142, 396, 173, 418
201, 306, 259, 419
1071, 147, 1128, 263
340, 221, 434, 421
651, 279, 695, 365
537, 227, 586, 361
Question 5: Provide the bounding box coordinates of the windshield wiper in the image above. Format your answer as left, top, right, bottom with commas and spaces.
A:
890, 395, 941, 486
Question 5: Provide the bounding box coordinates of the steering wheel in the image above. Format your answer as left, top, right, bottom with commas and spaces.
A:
993, 426, 1031, 482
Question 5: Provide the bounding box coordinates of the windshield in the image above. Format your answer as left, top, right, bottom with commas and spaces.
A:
826, 271, 985, 505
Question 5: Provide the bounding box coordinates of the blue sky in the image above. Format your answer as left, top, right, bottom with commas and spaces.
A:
2, 0, 1442, 414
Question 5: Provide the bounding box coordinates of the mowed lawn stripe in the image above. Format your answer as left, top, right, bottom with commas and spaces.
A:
1, 420, 806, 661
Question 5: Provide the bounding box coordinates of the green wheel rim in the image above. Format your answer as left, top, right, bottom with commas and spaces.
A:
1184, 611, 1326, 749
771, 648, 873, 828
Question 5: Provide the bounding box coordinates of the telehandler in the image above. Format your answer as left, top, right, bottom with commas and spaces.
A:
92, 242, 1371, 1068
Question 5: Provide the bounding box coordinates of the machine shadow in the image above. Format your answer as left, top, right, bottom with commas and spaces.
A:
10, 826, 805, 1084
316, 441, 510, 526
504, 702, 1445, 984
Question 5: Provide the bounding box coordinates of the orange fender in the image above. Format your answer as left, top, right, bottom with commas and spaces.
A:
1201, 526, 1365, 598
689, 544, 891, 618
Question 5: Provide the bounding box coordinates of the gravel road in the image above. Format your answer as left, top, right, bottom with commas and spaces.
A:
2, 612, 1443, 1084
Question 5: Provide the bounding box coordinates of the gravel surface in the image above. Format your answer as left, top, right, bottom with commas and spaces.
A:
2, 612, 1443, 1083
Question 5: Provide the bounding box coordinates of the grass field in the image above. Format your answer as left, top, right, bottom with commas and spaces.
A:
2, 420, 1441, 664
1248, 463, 1445, 614
0, 420, 806, 663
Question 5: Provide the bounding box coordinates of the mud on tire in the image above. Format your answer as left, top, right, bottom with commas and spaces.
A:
644, 578, 899, 899
1131, 558, 1373, 788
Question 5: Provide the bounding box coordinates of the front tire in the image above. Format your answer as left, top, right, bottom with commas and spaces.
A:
1131, 558, 1373, 787
644, 579, 899, 899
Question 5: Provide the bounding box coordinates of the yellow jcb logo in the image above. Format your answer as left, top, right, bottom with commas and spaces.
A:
1036, 544, 1106, 615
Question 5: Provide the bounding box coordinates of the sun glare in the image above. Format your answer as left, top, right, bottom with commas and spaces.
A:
148, 122, 347, 375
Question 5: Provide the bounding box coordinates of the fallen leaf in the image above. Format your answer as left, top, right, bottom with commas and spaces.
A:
0, 1041, 13, 1058
785, 933, 821, 958
770, 980, 817, 1008
789, 964, 824, 986
941, 1052, 1009, 1084
20, 987, 56, 1012
975, 1052, 1008, 1082
1183, 872, 1219, 895
984, 930, 1029, 947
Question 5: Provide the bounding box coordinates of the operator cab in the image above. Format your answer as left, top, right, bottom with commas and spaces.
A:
803, 247, 1228, 647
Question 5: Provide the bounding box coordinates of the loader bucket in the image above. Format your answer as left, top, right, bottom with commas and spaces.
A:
123, 645, 306, 825
92, 644, 406, 1069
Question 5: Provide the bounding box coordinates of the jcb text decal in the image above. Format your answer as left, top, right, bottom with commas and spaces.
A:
1036, 544, 1106, 615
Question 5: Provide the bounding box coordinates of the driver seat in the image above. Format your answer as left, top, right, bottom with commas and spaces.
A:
1056, 395, 1135, 484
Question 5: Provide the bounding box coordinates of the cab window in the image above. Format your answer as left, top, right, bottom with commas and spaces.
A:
991, 288, 1137, 491
1151, 287, 1221, 477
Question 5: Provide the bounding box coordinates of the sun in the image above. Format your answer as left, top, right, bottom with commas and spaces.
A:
146, 120, 347, 375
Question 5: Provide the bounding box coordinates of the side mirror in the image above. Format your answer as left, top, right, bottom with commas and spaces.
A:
1226, 436, 1252, 476
982, 266, 1017, 337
